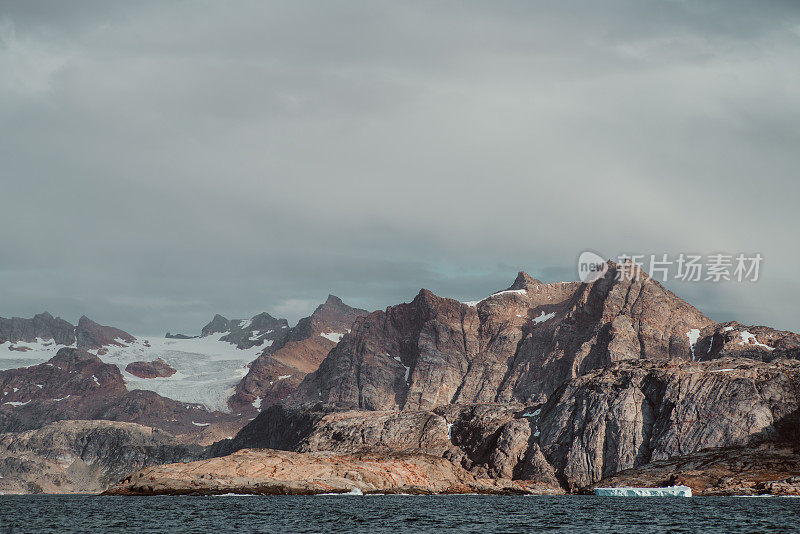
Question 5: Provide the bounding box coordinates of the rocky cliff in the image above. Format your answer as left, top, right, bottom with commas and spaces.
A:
0, 420, 203, 494
292, 266, 719, 410
229, 295, 367, 411
217, 357, 799, 491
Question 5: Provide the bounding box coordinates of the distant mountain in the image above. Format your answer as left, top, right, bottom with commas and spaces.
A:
0, 296, 366, 441
290, 264, 799, 411
229, 295, 368, 411
2, 268, 800, 495
0, 347, 241, 442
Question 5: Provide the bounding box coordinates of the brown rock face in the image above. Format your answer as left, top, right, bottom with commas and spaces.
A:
0, 420, 203, 494
125, 358, 177, 378
75, 316, 135, 351
693, 321, 800, 362
229, 295, 367, 411
538, 357, 800, 490
218, 356, 799, 492
212, 403, 561, 489
0, 312, 76, 346
588, 446, 800, 496
292, 265, 713, 411
102, 448, 563, 496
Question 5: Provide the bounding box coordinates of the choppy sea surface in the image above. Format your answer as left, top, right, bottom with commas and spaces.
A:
0, 494, 798, 533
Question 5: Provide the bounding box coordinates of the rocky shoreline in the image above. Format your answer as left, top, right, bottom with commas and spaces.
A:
101, 448, 564, 496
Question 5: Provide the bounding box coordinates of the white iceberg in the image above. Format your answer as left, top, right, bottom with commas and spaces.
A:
593, 486, 692, 497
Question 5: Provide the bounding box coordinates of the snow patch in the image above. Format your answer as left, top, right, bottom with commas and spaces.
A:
320, 332, 345, 343
277, 375, 291, 380
739, 331, 774, 351
532, 311, 555, 324
393, 356, 411, 384
686, 329, 700, 360
191, 421, 211, 427
0, 338, 76, 371
4, 400, 30, 407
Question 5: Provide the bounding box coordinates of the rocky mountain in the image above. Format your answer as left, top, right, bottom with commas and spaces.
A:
76, 315, 136, 353
229, 295, 367, 411
201, 264, 800, 494
691, 321, 800, 362
0, 420, 204, 494
3, 264, 800, 495
202, 312, 290, 350
291, 265, 719, 410
0, 312, 76, 347
212, 356, 799, 493
0, 296, 365, 447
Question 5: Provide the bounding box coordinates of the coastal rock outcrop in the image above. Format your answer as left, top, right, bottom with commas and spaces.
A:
216, 356, 799, 492
102, 448, 563, 496
588, 445, 800, 496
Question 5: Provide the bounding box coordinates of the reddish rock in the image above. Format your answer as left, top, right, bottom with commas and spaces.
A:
291, 265, 714, 411
102, 448, 564, 496
125, 358, 177, 379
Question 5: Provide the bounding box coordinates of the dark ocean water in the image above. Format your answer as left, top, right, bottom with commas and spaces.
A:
0, 495, 798, 533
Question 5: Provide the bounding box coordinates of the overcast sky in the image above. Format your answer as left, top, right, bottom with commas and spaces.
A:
1, 1, 799, 335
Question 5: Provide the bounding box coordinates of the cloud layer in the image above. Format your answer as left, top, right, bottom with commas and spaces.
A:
2, 1, 799, 334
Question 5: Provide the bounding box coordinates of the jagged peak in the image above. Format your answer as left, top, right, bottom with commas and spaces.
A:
250, 311, 280, 322
508, 271, 543, 290
324, 294, 345, 307
201, 314, 232, 337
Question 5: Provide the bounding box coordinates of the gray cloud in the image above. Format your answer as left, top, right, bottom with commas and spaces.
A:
1, 1, 799, 334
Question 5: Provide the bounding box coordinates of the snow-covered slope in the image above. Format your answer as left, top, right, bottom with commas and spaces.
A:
99, 335, 268, 412
0, 339, 75, 370
0, 332, 270, 413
